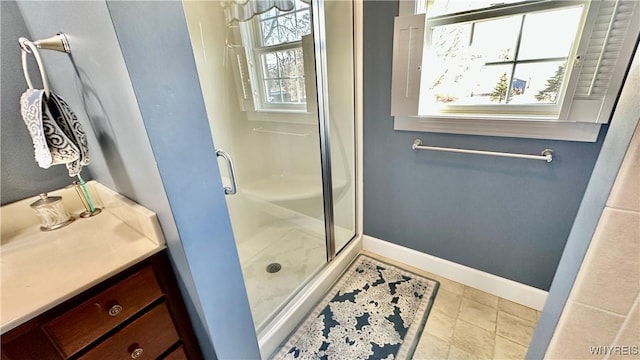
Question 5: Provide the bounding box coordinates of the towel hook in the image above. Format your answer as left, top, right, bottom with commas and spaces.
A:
20, 39, 51, 99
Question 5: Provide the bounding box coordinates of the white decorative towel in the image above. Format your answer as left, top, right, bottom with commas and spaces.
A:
20, 89, 90, 177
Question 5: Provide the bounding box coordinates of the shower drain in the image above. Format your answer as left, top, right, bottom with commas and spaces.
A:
266, 263, 282, 273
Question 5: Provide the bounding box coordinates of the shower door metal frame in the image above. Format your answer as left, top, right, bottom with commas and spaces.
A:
311, 0, 337, 262
312, 0, 361, 262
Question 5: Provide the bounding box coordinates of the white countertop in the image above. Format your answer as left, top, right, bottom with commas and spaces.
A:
0, 182, 165, 334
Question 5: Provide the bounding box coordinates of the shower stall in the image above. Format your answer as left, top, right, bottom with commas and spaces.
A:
183, 0, 358, 336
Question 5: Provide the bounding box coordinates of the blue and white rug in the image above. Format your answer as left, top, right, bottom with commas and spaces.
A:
273, 255, 439, 360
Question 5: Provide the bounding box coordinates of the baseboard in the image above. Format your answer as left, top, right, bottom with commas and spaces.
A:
363, 235, 548, 310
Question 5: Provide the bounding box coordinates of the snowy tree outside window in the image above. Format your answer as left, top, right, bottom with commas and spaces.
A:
256, 1, 311, 106
424, 2, 583, 108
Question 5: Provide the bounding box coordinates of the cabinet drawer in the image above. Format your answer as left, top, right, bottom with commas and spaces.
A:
163, 345, 187, 360
42, 267, 163, 358
79, 302, 179, 360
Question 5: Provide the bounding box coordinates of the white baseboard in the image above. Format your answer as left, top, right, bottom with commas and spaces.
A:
363, 235, 547, 310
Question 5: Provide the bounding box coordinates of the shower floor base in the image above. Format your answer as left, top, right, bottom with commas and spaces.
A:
238, 222, 326, 328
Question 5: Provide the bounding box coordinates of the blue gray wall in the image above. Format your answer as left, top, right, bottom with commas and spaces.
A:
363, 0, 606, 291
1, 1, 70, 205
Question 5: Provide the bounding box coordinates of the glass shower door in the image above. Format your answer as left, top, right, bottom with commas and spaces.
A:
322, 0, 357, 253
184, 0, 328, 330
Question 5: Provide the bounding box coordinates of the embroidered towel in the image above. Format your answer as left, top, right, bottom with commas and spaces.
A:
20, 89, 90, 177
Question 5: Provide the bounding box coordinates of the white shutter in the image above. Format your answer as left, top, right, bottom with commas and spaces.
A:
563, 0, 639, 123
229, 46, 255, 111
391, 14, 425, 116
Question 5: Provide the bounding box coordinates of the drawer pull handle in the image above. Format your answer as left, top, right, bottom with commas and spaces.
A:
130, 347, 144, 359
108, 304, 123, 316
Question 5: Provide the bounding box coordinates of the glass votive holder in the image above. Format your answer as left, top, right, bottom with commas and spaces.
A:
30, 193, 75, 231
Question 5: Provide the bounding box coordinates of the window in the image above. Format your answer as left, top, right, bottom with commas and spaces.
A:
425, 3, 583, 114
240, 0, 312, 113
391, 0, 639, 141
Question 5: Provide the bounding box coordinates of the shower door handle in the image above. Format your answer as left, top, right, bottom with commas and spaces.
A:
216, 149, 238, 195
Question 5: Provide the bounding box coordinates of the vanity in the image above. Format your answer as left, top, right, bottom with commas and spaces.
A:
0, 182, 202, 359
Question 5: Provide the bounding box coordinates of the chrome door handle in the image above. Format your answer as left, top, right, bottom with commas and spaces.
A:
216, 149, 238, 195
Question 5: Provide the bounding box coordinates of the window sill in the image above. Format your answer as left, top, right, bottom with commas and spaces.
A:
394, 115, 602, 142
414, 113, 561, 122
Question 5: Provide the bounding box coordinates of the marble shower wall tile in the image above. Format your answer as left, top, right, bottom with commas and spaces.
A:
571, 208, 640, 315
607, 124, 640, 212
547, 122, 640, 358
546, 301, 625, 359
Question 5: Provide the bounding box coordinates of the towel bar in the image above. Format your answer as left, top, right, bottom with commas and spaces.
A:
253, 127, 310, 137
412, 139, 553, 163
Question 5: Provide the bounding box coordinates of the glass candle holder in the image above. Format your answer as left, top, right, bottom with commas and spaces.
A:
30, 193, 75, 231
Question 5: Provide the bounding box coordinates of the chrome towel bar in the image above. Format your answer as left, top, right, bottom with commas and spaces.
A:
253, 127, 310, 137
412, 139, 554, 163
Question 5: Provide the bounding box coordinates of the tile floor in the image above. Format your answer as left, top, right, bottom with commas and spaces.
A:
361, 251, 541, 360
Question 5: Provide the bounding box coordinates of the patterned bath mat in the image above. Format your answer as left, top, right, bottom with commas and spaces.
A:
272, 254, 439, 360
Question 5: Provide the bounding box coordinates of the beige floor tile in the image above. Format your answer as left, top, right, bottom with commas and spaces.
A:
458, 298, 497, 332
451, 319, 495, 359
447, 346, 479, 360
433, 289, 463, 319
424, 310, 457, 342
413, 333, 450, 360
498, 298, 538, 324
494, 335, 528, 360
497, 311, 535, 347
433, 275, 465, 295
464, 287, 498, 308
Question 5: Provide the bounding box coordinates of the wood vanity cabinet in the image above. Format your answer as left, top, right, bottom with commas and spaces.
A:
1, 250, 203, 360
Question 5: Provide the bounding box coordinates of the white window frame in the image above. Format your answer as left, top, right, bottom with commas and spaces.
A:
421, 1, 585, 117
239, 6, 312, 115
392, 0, 640, 142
